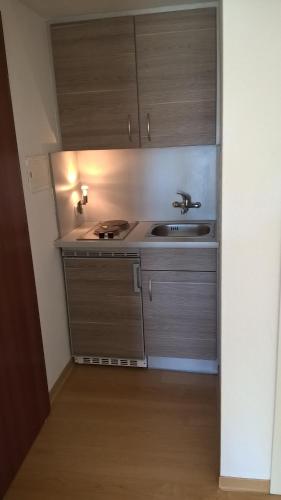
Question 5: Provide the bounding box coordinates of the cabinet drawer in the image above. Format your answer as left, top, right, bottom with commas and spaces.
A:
140, 249, 217, 271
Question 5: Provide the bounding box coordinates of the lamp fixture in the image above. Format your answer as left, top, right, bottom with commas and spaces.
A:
77, 185, 89, 214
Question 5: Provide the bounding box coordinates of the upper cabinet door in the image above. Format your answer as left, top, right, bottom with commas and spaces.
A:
51, 17, 140, 150
135, 9, 217, 148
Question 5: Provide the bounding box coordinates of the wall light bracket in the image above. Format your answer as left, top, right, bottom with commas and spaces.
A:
77, 185, 89, 214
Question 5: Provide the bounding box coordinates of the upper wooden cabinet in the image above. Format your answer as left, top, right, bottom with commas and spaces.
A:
51, 17, 140, 150
135, 9, 217, 147
51, 8, 217, 150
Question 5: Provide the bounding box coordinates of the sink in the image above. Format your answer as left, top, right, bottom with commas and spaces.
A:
149, 223, 211, 238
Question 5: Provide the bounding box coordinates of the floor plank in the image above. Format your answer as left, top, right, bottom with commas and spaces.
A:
4, 366, 280, 500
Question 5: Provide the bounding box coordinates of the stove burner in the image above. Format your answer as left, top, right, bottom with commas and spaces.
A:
78, 220, 138, 241
94, 220, 130, 237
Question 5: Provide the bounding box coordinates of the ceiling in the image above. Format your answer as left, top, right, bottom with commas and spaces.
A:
20, 0, 211, 21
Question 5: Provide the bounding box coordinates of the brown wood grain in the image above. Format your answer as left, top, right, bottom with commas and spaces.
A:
64, 258, 144, 359
135, 8, 217, 147
51, 17, 137, 94
135, 8, 217, 34
51, 17, 140, 150
140, 248, 217, 271
139, 100, 216, 147
0, 16, 50, 499
70, 322, 145, 359
57, 85, 139, 151
142, 271, 217, 359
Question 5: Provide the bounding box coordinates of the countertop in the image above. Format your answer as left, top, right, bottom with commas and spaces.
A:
55, 221, 219, 249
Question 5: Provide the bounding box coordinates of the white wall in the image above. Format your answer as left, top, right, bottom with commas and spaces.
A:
0, 0, 71, 389
221, 0, 281, 480
51, 151, 84, 237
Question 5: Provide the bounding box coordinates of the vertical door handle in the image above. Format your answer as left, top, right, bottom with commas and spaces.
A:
148, 279, 152, 301
128, 114, 132, 142
146, 113, 151, 142
133, 263, 141, 293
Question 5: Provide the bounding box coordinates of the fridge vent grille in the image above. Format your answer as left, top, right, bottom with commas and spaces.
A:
74, 356, 147, 368
62, 250, 139, 258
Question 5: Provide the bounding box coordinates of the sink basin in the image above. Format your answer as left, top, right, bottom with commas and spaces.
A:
149, 223, 211, 238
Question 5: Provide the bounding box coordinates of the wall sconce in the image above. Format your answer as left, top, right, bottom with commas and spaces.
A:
77, 185, 89, 214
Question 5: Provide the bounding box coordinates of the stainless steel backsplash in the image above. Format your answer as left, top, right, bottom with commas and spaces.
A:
51, 145, 218, 235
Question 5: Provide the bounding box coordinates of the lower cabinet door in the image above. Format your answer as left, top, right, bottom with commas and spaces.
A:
142, 271, 217, 360
64, 258, 144, 359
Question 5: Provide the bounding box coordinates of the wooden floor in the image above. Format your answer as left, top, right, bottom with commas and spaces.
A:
4, 366, 280, 500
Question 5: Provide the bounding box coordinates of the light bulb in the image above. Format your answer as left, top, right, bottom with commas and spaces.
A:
81, 185, 88, 197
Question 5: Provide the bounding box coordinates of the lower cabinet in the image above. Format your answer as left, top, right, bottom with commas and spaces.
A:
142, 271, 217, 360
63, 249, 217, 366
64, 257, 144, 360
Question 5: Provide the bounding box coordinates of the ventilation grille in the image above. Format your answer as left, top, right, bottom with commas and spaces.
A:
62, 249, 139, 259
74, 356, 147, 368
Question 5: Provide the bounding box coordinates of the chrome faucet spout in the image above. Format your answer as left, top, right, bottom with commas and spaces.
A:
172, 191, 201, 215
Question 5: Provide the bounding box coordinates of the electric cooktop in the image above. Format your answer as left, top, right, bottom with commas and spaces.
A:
78, 220, 138, 240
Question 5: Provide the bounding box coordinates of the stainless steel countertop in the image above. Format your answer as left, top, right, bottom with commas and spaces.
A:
55, 220, 219, 249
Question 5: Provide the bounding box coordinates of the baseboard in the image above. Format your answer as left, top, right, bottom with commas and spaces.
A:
148, 356, 218, 374
219, 476, 270, 493
49, 359, 74, 404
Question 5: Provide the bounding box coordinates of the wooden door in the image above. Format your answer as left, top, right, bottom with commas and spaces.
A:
142, 271, 217, 359
135, 8, 217, 147
51, 17, 140, 150
64, 258, 144, 359
0, 17, 50, 498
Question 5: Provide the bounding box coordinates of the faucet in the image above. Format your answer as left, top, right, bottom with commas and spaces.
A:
172, 191, 201, 215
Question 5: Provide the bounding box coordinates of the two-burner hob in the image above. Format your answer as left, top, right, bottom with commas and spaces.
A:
78, 220, 138, 240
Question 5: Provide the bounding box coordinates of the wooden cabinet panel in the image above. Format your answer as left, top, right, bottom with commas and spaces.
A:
51, 17, 137, 94
139, 100, 216, 148
141, 248, 217, 271
64, 258, 144, 359
57, 90, 139, 150
51, 17, 140, 150
70, 322, 144, 359
51, 8, 217, 150
142, 271, 217, 359
135, 8, 217, 147
135, 8, 217, 34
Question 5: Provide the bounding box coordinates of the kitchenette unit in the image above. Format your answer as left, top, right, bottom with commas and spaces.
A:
50, 6, 220, 375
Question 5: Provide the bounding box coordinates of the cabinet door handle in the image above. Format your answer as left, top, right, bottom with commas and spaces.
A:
133, 263, 141, 293
148, 279, 152, 301
146, 113, 151, 142
128, 114, 132, 142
